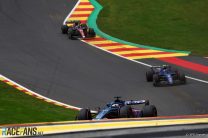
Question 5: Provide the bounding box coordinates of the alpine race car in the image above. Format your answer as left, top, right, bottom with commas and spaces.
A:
61, 20, 96, 39
76, 97, 157, 120
146, 65, 186, 86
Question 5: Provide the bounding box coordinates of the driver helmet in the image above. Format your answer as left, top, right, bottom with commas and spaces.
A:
75, 22, 78, 26
162, 65, 168, 69
112, 103, 119, 107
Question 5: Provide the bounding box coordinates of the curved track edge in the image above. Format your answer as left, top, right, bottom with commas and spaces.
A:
0, 74, 81, 110
65, 0, 207, 79
87, 0, 190, 54
1, 114, 208, 137
0, 0, 207, 137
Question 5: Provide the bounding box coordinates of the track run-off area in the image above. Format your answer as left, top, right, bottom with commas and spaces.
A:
0, 0, 208, 123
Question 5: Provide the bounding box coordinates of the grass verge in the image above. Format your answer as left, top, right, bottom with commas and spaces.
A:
0, 81, 77, 125
97, 0, 208, 56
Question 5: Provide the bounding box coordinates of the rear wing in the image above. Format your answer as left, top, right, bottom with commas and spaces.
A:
65, 20, 81, 25
151, 66, 162, 69
151, 65, 170, 69
125, 100, 149, 105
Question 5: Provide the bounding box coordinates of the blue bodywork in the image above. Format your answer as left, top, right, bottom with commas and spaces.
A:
94, 99, 147, 120
146, 65, 186, 86
158, 68, 176, 84
152, 66, 178, 85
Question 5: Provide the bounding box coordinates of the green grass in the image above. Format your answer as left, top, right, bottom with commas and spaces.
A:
97, 0, 208, 56
0, 81, 77, 124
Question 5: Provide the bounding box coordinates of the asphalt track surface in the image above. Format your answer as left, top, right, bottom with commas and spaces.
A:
0, 0, 208, 117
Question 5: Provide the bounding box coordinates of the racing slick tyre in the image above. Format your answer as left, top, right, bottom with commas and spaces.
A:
120, 105, 133, 118
142, 105, 157, 117
77, 108, 92, 120
68, 28, 75, 40
81, 24, 88, 28
179, 73, 186, 84
153, 74, 159, 87
146, 71, 153, 82
61, 25, 68, 34
88, 28, 96, 37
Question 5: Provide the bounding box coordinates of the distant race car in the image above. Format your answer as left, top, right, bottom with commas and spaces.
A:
76, 97, 157, 120
146, 65, 186, 86
61, 20, 96, 39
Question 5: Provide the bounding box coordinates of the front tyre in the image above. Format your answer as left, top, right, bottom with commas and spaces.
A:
142, 105, 157, 117
153, 74, 159, 87
61, 25, 68, 34
146, 71, 153, 82
88, 28, 96, 37
179, 73, 186, 84
77, 108, 92, 120
120, 105, 133, 118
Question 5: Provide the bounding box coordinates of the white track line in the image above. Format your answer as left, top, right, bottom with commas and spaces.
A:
63, 0, 207, 84
0, 74, 81, 110
81, 40, 208, 84
63, 0, 81, 25
0, 0, 101, 114
0, 0, 205, 126
81, 40, 152, 67
0, 0, 83, 111
0, 74, 99, 113
186, 76, 208, 84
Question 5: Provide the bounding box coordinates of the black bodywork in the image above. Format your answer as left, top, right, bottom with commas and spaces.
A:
61, 20, 96, 39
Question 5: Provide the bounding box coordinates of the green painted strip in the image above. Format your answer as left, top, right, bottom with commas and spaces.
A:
87, 0, 191, 54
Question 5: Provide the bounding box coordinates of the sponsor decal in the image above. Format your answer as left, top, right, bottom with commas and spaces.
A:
1, 127, 43, 137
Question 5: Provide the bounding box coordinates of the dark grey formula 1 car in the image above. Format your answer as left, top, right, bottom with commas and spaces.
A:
76, 97, 157, 120
61, 20, 96, 39
146, 65, 186, 86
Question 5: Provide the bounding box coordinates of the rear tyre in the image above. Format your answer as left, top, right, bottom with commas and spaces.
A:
120, 105, 133, 118
77, 108, 92, 120
142, 105, 157, 117
68, 28, 75, 40
146, 71, 153, 82
81, 24, 88, 28
88, 28, 96, 37
153, 74, 159, 87
61, 25, 68, 34
179, 73, 186, 84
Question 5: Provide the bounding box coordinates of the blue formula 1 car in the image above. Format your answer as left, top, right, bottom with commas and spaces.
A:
76, 97, 157, 120
146, 65, 186, 87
